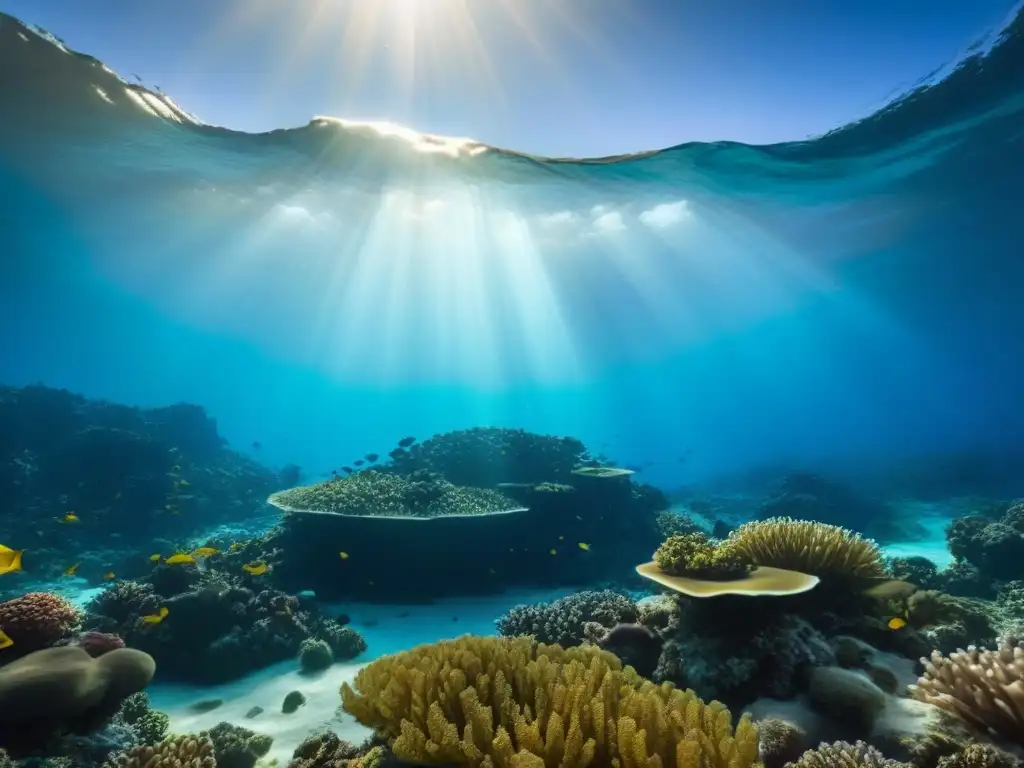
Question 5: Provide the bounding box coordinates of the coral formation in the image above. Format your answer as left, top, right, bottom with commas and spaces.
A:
208, 721, 273, 768
298, 638, 334, 673
784, 741, 912, 768
75, 631, 126, 658
106, 733, 216, 768
283, 690, 306, 714
756, 718, 807, 768
653, 533, 751, 580
945, 502, 1024, 594
287, 732, 363, 768
494, 590, 639, 647
342, 634, 760, 768
116, 693, 169, 747
0, 592, 81, 659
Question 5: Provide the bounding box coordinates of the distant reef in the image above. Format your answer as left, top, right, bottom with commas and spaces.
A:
0, 383, 285, 584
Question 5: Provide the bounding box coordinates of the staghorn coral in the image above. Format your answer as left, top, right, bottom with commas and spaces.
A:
784, 741, 911, 768
909, 640, 1024, 745
653, 534, 752, 580
495, 591, 639, 647
724, 518, 885, 579
341, 634, 760, 768
106, 733, 217, 767
0, 592, 81, 659
268, 470, 525, 519
208, 721, 273, 768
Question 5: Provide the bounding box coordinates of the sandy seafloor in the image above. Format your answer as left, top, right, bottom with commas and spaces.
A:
55, 515, 952, 766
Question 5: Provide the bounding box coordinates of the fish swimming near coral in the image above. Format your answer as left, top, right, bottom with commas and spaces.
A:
103, 572, 116, 581
242, 562, 269, 576
354, 460, 365, 466
397, 436, 417, 448
365, 453, 378, 463
165, 553, 196, 565
57, 513, 79, 524
887, 616, 907, 630
192, 547, 219, 558
140, 606, 169, 626
0, 629, 13, 650
578, 542, 591, 551
149, 553, 162, 563
228, 542, 243, 552
0, 545, 24, 575
64, 563, 80, 577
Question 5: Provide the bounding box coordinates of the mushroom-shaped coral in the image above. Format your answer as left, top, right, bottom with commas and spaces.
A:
725, 517, 885, 579
0, 646, 156, 755
0, 592, 81, 658
909, 640, 1024, 746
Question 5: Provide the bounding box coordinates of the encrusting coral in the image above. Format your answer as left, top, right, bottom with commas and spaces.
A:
724, 518, 886, 580
105, 732, 217, 767
909, 640, 1024, 746
341, 634, 760, 768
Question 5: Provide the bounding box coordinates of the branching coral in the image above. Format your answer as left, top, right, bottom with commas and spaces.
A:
0, 592, 82, 658
106, 733, 217, 767
208, 721, 273, 768
653, 534, 752, 580
268, 470, 525, 519
287, 731, 364, 768
909, 640, 1024, 745
724, 518, 885, 579
341, 634, 760, 768
784, 741, 911, 768
116, 693, 169, 746
495, 591, 639, 647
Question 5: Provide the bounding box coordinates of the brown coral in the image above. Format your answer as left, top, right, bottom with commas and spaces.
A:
341, 634, 760, 768
784, 741, 911, 768
909, 641, 1024, 745
725, 518, 885, 579
0, 592, 81, 657
107, 733, 217, 767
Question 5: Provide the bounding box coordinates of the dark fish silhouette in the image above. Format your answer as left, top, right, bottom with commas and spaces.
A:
365, 453, 379, 462
342, 466, 354, 474
388, 448, 405, 459
252, 441, 262, 450
354, 460, 365, 466
397, 436, 416, 448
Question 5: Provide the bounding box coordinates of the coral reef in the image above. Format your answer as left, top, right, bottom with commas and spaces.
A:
342, 634, 760, 768
208, 721, 273, 768
494, 590, 638, 646
785, 741, 912, 768
652, 533, 751, 580
75, 631, 126, 658
945, 501, 1024, 594
298, 638, 334, 673
105, 733, 216, 768
0, 592, 81, 660
115, 693, 169, 747
287, 731, 364, 768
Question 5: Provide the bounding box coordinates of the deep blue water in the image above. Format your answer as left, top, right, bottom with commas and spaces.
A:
1, 9, 1022, 491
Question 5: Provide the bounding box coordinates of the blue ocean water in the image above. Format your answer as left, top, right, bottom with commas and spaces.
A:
2, 9, 1022, 493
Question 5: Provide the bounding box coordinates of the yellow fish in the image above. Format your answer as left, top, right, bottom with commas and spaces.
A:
64, 563, 80, 577
149, 554, 162, 563
339, 551, 349, 560
0, 545, 24, 576
242, 562, 268, 576
192, 547, 219, 558
58, 513, 79, 524
165, 553, 196, 565
177, 479, 191, 487
0, 628, 13, 650
103, 572, 116, 581
228, 542, 243, 552
888, 616, 907, 631
549, 548, 557, 556
578, 542, 591, 551
140, 606, 169, 626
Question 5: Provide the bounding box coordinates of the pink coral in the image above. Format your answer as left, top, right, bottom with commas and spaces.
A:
75, 631, 125, 658
0, 592, 81, 657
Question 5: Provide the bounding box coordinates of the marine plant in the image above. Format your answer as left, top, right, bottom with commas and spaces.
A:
341, 634, 760, 768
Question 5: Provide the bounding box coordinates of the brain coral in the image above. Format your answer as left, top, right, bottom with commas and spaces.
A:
0, 592, 81, 658
341, 634, 759, 768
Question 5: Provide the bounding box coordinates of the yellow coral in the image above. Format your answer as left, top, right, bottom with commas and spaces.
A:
723, 518, 885, 579
341, 635, 761, 768
108, 733, 216, 767
653, 534, 751, 580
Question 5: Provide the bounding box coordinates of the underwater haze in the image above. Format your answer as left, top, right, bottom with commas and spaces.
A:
1, 10, 1023, 490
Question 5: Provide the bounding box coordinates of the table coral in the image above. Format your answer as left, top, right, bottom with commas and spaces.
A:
342, 634, 760, 768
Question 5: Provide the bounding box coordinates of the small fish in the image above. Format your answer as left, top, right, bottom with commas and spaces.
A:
354, 460, 365, 467
177, 479, 191, 487
228, 542, 243, 552
165, 553, 196, 565
558, 535, 564, 541
149, 554, 162, 563
575, 515, 583, 521
388, 448, 405, 459
863, 580, 918, 600
549, 548, 557, 556
578, 542, 591, 551
140, 606, 169, 626
0, 629, 13, 650
397, 436, 416, 448
64, 563, 80, 577
342, 466, 354, 474
58, 513, 79, 524
192, 547, 219, 558
103, 571, 116, 581
242, 562, 268, 576
0, 545, 24, 576
252, 441, 262, 450
365, 453, 379, 462
888, 616, 907, 631
339, 552, 349, 560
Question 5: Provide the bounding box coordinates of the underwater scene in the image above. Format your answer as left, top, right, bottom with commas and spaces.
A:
2, 4, 1024, 768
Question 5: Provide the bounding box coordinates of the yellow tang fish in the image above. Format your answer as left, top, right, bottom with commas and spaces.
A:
0, 545, 24, 576
165, 553, 196, 566
228, 542, 243, 552
140, 606, 169, 626
242, 562, 268, 576
577, 542, 591, 551
103, 572, 116, 581
58, 513, 79, 524
339, 551, 349, 560
0, 628, 13, 650
149, 554, 162, 563
192, 547, 219, 558
64, 563, 80, 577
888, 616, 907, 631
